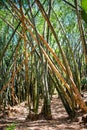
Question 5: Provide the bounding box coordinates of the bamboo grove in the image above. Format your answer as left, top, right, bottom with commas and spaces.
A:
0, 0, 87, 119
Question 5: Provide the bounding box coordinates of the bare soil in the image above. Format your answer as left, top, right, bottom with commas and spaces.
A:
0, 93, 87, 130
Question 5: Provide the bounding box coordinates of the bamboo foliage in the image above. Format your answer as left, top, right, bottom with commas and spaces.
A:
74, 0, 87, 64
35, 0, 87, 112
35, 0, 73, 78
0, 0, 87, 118
52, 7, 81, 92
5, 0, 87, 109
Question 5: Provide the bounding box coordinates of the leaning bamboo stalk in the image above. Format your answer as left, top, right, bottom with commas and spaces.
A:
41, 45, 87, 112
19, 3, 29, 85
48, 65, 73, 108
0, 45, 36, 94
7, 0, 87, 112
24, 27, 72, 94
20, 21, 72, 101
18, 0, 31, 111
26, 20, 87, 112
11, 47, 18, 106
8, 0, 34, 29
38, 34, 66, 73
7, 0, 66, 74
24, 25, 73, 107
26, 15, 87, 112
52, 7, 81, 91
35, 0, 87, 112
35, 0, 73, 78
11, 63, 15, 106
7, 0, 67, 77
26, 25, 66, 74
69, 77, 87, 111
41, 46, 72, 106
40, 46, 70, 89
0, 22, 21, 63
0, 59, 25, 94
0, 16, 23, 38
5, 1, 69, 102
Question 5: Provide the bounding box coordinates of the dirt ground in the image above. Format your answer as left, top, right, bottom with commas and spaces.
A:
0, 93, 87, 130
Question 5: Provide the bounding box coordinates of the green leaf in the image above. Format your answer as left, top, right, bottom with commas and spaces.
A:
6, 123, 16, 130
81, 9, 87, 24
81, 0, 87, 13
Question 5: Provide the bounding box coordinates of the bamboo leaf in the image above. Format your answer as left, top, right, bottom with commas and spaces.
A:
81, 0, 87, 13
81, 9, 87, 24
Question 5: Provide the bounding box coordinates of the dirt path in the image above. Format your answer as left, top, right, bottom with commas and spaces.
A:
0, 94, 87, 130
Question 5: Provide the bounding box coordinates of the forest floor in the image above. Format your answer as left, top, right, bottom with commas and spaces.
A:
0, 92, 87, 130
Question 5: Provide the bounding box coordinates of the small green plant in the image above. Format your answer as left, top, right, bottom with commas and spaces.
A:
6, 123, 16, 130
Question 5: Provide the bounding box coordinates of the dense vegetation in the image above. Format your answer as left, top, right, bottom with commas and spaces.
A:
0, 0, 87, 120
